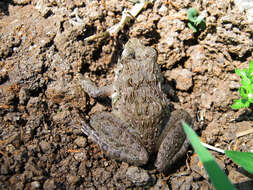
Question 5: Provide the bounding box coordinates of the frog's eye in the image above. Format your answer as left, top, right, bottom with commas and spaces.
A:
143, 47, 157, 61
122, 47, 136, 59
146, 48, 157, 58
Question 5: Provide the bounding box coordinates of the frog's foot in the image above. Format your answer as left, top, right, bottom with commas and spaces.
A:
80, 112, 149, 166
77, 74, 113, 98
154, 110, 192, 172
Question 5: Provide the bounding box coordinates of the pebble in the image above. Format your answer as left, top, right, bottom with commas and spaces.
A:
74, 137, 87, 147
166, 68, 193, 91
31, 181, 40, 189
126, 166, 151, 186
234, 0, 253, 23
39, 141, 51, 153
67, 174, 80, 184
43, 179, 56, 190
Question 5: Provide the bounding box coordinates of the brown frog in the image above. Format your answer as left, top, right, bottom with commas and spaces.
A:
78, 38, 192, 172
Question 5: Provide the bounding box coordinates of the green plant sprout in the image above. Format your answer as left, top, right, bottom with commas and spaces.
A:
187, 8, 206, 33
183, 122, 235, 190
232, 60, 253, 109
183, 122, 253, 190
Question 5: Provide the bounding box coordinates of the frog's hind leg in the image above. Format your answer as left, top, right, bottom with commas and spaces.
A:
154, 110, 192, 172
79, 112, 149, 166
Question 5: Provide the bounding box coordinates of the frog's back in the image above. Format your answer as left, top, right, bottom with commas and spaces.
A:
112, 38, 169, 153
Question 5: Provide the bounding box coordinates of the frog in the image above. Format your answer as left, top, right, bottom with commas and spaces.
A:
78, 38, 192, 172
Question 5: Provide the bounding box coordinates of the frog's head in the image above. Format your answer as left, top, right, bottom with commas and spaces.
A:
122, 38, 157, 64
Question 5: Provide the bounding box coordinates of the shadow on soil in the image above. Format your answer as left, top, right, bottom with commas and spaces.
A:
235, 109, 253, 122
0, 0, 13, 16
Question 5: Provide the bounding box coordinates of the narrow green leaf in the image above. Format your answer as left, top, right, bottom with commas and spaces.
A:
225, 150, 253, 174
249, 60, 253, 74
183, 122, 236, 190
187, 22, 197, 32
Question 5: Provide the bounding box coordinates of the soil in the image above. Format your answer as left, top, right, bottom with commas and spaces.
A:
1, 0, 253, 189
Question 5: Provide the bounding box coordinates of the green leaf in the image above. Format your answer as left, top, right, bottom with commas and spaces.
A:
232, 60, 253, 110
183, 122, 236, 190
225, 150, 253, 174
187, 22, 197, 33
236, 69, 251, 85
187, 8, 198, 22
238, 87, 248, 99
231, 99, 245, 109
249, 60, 253, 74
187, 8, 206, 32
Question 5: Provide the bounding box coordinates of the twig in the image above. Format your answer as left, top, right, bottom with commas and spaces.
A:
201, 142, 225, 154
236, 128, 253, 138
84, 0, 150, 42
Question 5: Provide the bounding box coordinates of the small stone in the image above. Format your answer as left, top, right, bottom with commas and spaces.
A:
43, 179, 56, 190
19, 87, 28, 105
201, 93, 213, 109
78, 162, 88, 177
31, 181, 40, 189
74, 137, 87, 147
74, 152, 87, 162
228, 169, 251, 184
166, 68, 193, 91
35, 0, 52, 18
1, 164, 9, 175
126, 166, 151, 186
67, 174, 80, 184
12, 0, 31, 5
158, 4, 168, 16
185, 45, 207, 74
39, 141, 51, 153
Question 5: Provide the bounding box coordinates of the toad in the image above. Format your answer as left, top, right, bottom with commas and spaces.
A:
78, 38, 192, 172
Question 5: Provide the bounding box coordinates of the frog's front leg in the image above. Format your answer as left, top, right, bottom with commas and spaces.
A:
155, 110, 192, 172
77, 74, 113, 98
80, 111, 149, 166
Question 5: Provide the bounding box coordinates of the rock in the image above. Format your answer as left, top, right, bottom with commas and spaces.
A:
13, 0, 31, 5
126, 166, 151, 186
35, 0, 52, 18
74, 152, 88, 162
150, 178, 169, 190
170, 175, 193, 190
67, 174, 80, 184
43, 179, 56, 190
31, 181, 40, 189
39, 141, 51, 153
1, 163, 9, 175
185, 45, 207, 74
234, 0, 253, 23
19, 87, 29, 105
200, 93, 213, 109
74, 137, 87, 148
202, 121, 221, 144
92, 168, 112, 184
165, 68, 193, 91
158, 4, 168, 16
78, 162, 88, 177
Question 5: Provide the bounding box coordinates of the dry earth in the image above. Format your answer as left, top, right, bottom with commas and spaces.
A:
0, 0, 253, 189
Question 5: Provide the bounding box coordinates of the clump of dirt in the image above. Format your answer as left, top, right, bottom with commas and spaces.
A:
0, 0, 253, 189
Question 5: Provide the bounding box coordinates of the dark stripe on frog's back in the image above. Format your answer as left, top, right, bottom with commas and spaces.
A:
114, 53, 164, 90
113, 86, 169, 153
113, 47, 168, 153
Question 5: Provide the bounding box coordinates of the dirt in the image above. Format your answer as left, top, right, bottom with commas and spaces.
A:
0, 0, 253, 189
